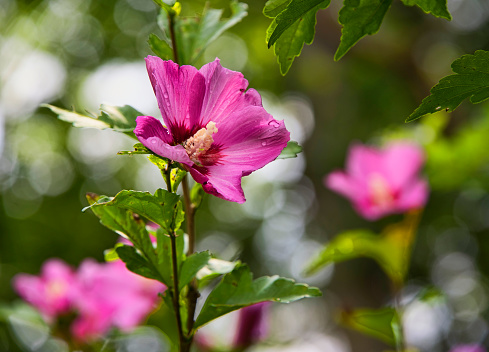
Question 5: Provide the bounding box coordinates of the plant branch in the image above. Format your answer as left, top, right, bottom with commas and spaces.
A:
182, 175, 195, 255
168, 11, 179, 64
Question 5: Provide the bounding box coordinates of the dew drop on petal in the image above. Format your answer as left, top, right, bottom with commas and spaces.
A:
261, 141, 267, 146
268, 120, 280, 128
163, 93, 169, 99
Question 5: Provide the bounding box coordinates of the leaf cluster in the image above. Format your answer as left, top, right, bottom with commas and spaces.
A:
264, 0, 451, 74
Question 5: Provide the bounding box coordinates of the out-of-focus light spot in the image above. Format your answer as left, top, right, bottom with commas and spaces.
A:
204, 33, 248, 72
448, 0, 489, 31
403, 301, 450, 350
113, 1, 150, 37
432, 252, 475, 287
197, 309, 239, 348
196, 232, 241, 261
0, 40, 66, 119
79, 61, 158, 115
28, 153, 74, 196
126, 0, 156, 12
209, 197, 249, 225
114, 327, 170, 352
3, 190, 42, 219
239, 184, 285, 220
135, 161, 166, 193
413, 39, 462, 83
247, 155, 306, 185
262, 93, 315, 145
446, 275, 477, 297
289, 240, 334, 287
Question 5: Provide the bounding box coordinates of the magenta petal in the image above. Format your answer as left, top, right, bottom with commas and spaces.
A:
396, 179, 429, 211
198, 59, 253, 126
190, 166, 245, 203
145, 56, 206, 142
134, 116, 192, 166
326, 171, 363, 201
383, 142, 425, 190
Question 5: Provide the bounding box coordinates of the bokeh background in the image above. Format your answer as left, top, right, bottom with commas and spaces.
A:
2, 0, 489, 351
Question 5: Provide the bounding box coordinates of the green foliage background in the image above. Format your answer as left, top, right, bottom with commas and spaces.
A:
2, 0, 489, 350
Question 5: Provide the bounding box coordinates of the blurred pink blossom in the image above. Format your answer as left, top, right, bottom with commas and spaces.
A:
71, 259, 165, 341
13, 257, 164, 343
450, 345, 486, 352
13, 259, 77, 322
232, 302, 270, 349
325, 142, 428, 220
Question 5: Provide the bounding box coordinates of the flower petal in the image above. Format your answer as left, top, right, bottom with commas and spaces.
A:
145, 56, 206, 143
347, 144, 384, 182
396, 179, 429, 211
189, 105, 289, 203
198, 59, 260, 127
383, 142, 425, 190
325, 171, 364, 201
134, 116, 192, 166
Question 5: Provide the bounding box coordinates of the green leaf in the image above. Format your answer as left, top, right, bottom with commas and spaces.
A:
87, 189, 183, 232
194, 264, 321, 329
174, 1, 248, 65
407, 50, 489, 122
339, 307, 401, 346
401, 0, 451, 20
43, 104, 141, 139
277, 141, 303, 159
155, 228, 186, 288
118, 143, 153, 156
334, 0, 393, 61
264, 0, 293, 18
179, 251, 211, 290
149, 33, 174, 60
267, 0, 328, 48
196, 258, 239, 288
85, 193, 167, 284
104, 243, 124, 261
304, 212, 421, 285
266, 0, 329, 74
116, 245, 162, 281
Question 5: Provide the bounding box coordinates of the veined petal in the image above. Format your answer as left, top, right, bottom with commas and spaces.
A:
145, 56, 206, 143
189, 107, 289, 203
135, 116, 192, 166
198, 59, 261, 127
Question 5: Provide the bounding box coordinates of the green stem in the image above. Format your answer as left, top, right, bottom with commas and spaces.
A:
181, 175, 200, 338
168, 11, 179, 63
170, 229, 187, 351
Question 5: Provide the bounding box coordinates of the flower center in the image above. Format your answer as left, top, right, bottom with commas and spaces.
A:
368, 173, 394, 209
183, 122, 218, 164
46, 280, 68, 300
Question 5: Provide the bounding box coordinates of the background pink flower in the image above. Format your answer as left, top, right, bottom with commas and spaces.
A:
450, 345, 486, 352
134, 56, 290, 203
71, 259, 164, 341
325, 142, 428, 220
12, 259, 77, 322
232, 302, 270, 349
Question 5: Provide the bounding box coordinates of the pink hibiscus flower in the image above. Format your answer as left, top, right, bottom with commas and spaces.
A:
12, 259, 77, 322
134, 56, 290, 203
71, 259, 165, 341
325, 142, 428, 220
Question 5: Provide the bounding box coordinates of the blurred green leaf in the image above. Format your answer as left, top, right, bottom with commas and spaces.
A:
190, 182, 204, 209
43, 104, 141, 139
339, 307, 401, 346
194, 264, 321, 329
179, 251, 211, 290
87, 189, 183, 232
401, 0, 451, 19
416, 286, 446, 303
407, 50, 489, 122
116, 245, 162, 281
334, 0, 393, 61
174, 1, 248, 65
196, 258, 239, 288
278, 141, 303, 159
170, 167, 187, 193
149, 33, 174, 60
305, 212, 421, 285
266, 0, 329, 74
